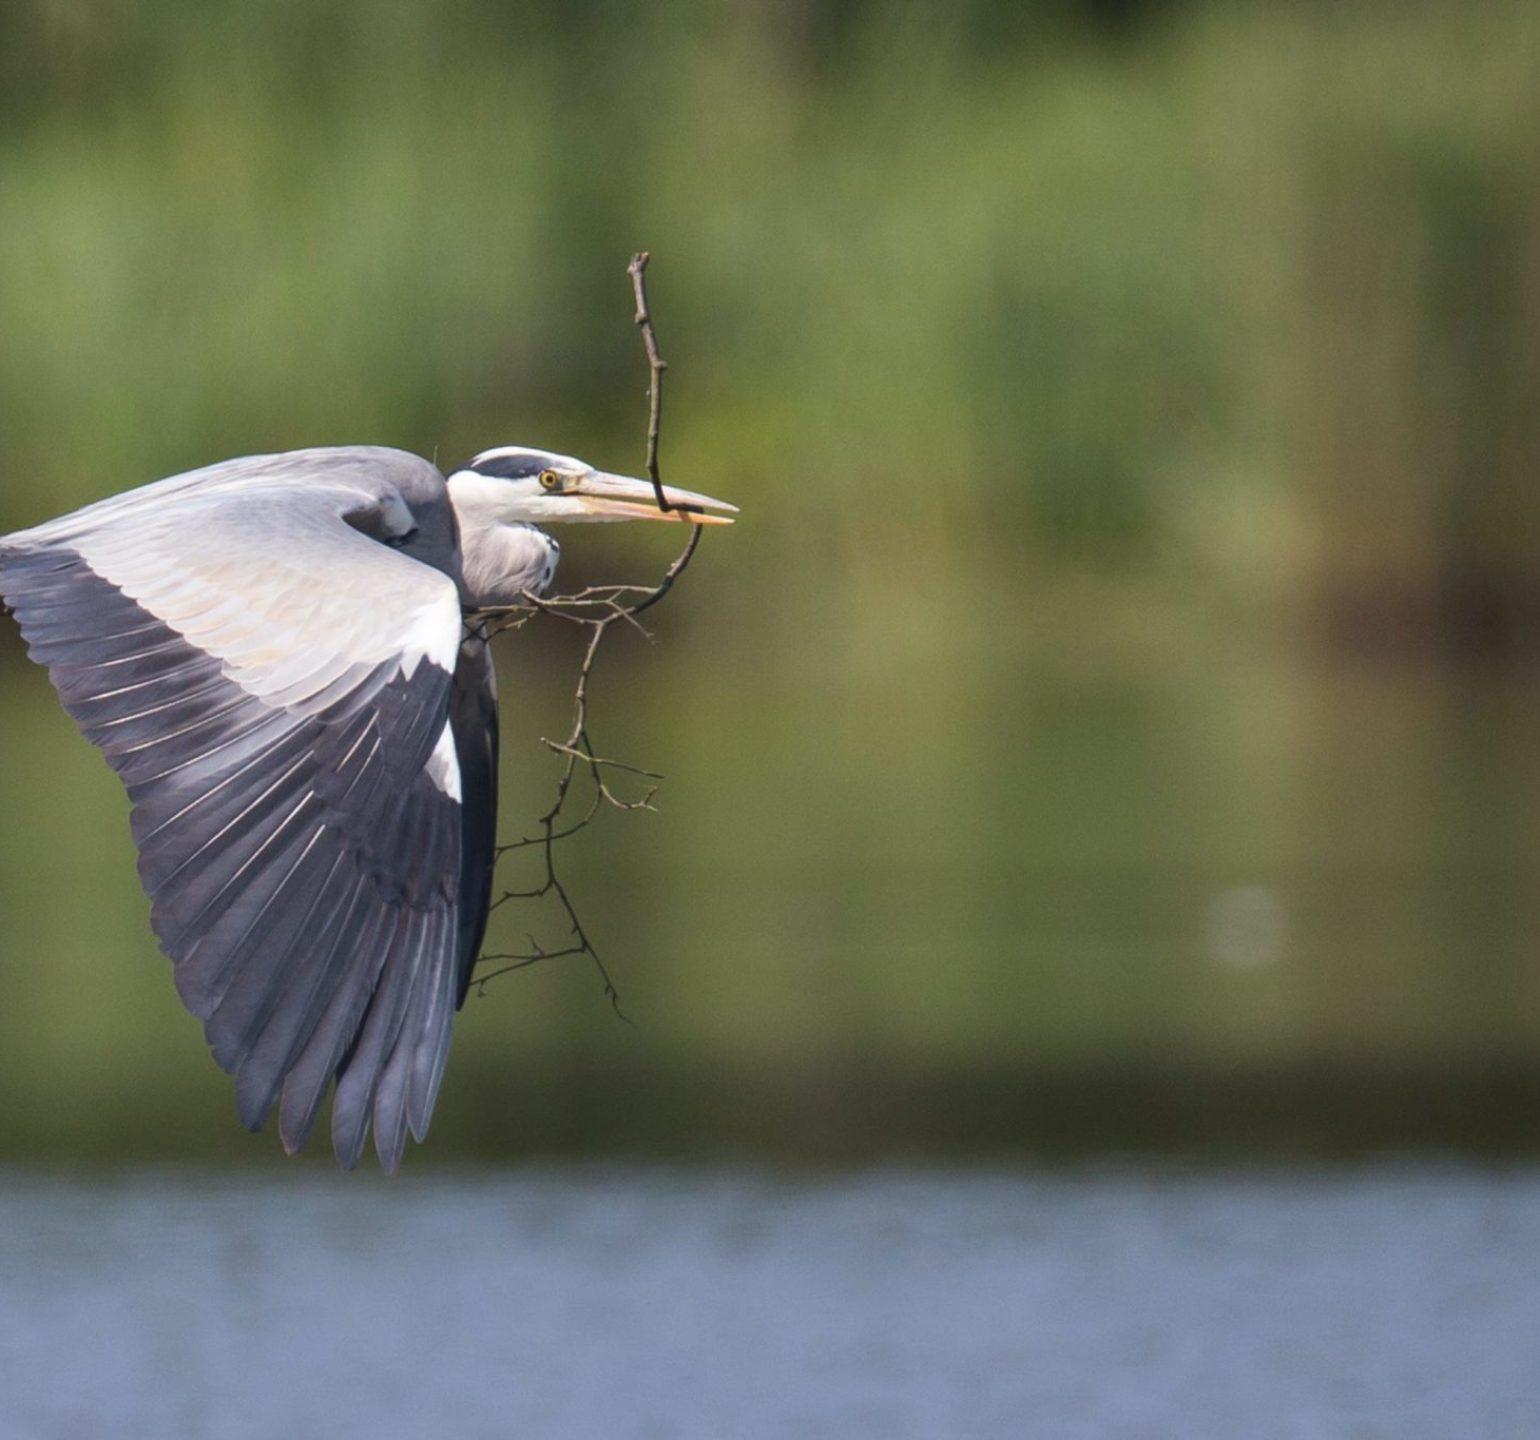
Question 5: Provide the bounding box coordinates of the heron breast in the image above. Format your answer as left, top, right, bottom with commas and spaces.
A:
458, 521, 559, 608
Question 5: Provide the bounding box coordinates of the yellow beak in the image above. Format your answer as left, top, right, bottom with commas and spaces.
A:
573, 473, 738, 525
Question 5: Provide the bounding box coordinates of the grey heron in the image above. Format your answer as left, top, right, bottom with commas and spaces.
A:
0, 445, 735, 1171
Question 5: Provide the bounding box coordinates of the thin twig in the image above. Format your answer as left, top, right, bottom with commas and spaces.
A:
472, 253, 708, 1009
629, 251, 670, 513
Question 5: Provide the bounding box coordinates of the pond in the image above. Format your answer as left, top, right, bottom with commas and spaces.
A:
2, 1163, 1535, 1438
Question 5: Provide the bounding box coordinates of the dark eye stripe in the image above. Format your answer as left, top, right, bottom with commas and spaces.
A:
468, 453, 548, 480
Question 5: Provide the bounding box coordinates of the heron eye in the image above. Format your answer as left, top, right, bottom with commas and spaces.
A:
538, 469, 562, 491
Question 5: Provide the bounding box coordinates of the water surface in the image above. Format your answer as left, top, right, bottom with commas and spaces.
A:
2, 1164, 1535, 1438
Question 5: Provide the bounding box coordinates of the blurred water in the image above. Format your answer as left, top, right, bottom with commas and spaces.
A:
1, 1164, 1536, 1439
6, 630, 1540, 1164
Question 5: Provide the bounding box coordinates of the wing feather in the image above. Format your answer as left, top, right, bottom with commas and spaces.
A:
450, 634, 500, 1005
330, 911, 423, 1169
233, 856, 369, 1130
278, 897, 397, 1155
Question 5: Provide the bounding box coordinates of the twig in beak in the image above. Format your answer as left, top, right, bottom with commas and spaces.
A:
628, 251, 672, 514
475, 253, 715, 1015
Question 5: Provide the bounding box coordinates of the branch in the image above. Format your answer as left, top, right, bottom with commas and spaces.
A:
629, 251, 670, 513
472, 254, 709, 1009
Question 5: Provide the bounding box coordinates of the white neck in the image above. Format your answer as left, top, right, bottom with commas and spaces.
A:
449, 476, 561, 607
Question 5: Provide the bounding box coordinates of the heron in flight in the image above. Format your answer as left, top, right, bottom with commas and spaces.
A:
0, 445, 734, 1171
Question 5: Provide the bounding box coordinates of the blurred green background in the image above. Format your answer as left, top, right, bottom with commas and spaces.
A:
1, 0, 1537, 1165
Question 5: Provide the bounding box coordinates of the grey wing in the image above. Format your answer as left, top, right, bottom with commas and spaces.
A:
0, 454, 468, 1172
450, 633, 500, 1006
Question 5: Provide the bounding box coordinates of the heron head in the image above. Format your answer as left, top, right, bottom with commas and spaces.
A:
447, 447, 736, 527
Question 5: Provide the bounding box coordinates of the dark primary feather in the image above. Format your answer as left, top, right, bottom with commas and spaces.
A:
450, 633, 500, 1005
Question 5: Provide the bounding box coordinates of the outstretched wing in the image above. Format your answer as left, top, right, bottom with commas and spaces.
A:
0, 453, 469, 1172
